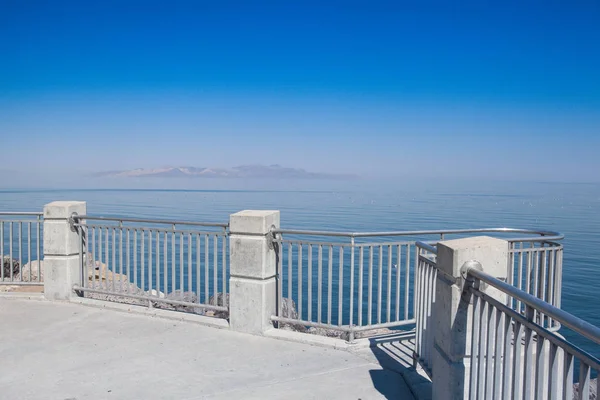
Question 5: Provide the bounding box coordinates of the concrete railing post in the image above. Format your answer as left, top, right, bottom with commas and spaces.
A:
432, 236, 508, 400
228, 210, 280, 334
43, 201, 87, 300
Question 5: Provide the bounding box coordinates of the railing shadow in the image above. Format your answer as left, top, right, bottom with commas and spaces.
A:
366, 330, 432, 399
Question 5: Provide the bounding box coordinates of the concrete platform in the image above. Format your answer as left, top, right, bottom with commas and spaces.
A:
0, 298, 415, 399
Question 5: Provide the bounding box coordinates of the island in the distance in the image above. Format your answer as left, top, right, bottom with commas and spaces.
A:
92, 165, 357, 180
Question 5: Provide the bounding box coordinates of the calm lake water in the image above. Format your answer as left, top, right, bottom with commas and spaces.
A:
1, 179, 599, 359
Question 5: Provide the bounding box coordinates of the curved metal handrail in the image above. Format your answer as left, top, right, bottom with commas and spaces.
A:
465, 264, 600, 345
70, 214, 228, 228
272, 227, 563, 242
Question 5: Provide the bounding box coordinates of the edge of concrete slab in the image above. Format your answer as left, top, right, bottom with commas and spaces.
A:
69, 296, 231, 329
0, 292, 46, 301
263, 327, 356, 350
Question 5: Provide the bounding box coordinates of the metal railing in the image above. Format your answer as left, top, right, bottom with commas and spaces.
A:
509, 240, 563, 330
464, 263, 600, 400
0, 212, 44, 285
414, 241, 438, 376
270, 227, 563, 339
71, 215, 230, 317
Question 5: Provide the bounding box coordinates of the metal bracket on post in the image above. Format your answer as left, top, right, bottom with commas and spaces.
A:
460, 260, 485, 294
267, 227, 278, 250
69, 212, 78, 232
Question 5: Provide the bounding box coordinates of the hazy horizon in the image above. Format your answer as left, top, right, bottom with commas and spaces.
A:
2, 2, 599, 185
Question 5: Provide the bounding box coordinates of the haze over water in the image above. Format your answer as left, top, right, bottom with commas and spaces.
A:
2, 178, 599, 359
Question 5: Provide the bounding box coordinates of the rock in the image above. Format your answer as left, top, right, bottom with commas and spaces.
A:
84, 280, 147, 305
88, 261, 128, 283
280, 297, 298, 320
276, 298, 307, 332
149, 289, 165, 298
206, 293, 230, 318
308, 327, 346, 339
307, 326, 394, 341
2, 256, 20, 279
153, 290, 204, 315
16, 260, 43, 282
574, 378, 598, 400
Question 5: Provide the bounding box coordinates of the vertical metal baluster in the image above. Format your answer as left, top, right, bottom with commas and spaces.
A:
308, 244, 312, 323
182, 231, 186, 300
526, 247, 533, 308
112, 228, 117, 293
140, 229, 145, 292
298, 243, 303, 320
204, 234, 209, 303
188, 233, 192, 294
421, 256, 428, 364
318, 245, 323, 323
163, 231, 168, 297
327, 245, 333, 325
422, 258, 431, 366
548, 249, 556, 326
502, 313, 513, 398
91, 227, 97, 289
9, 222, 13, 280
414, 253, 422, 364
386, 244, 392, 322
133, 229, 138, 290
485, 305, 495, 400
405, 243, 411, 320
377, 245, 383, 324
82, 225, 89, 288
222, 234, 227, 305
105, 227, 109, 287
541, 249, 548, 324
556, 249, 563, 309
349, 239, 355, 332
368, 246, 373, 325
18, 222, 22, 279
358, 246, 363, 326
171, 230, 176, 293
477, 300, 488, 400
276, 235, 282, 319
535, 336, 546, 400
538, 248, 548, 327
512, 321, 524, 399
147, 230, 152, 304
338, 246, 343, 326
1, 221, 5, 280
470, 294, 480, 399
211, 233, 216, 301
125, 229, 130, 293
517, 247, 524, 312
493, 310, 504, 400
523, 306, 535, 400
156, 230, 160, 296
548, 343, 559, 400
578, 363, 590, 400
37, 217, 41, 282
563, 353, 574, 400
119, 228, 124, 293
395, 244, 401, 321
196, 234, 200, 303
288, 242, 292, 315
78, 223, 83, 287
27, 222, 32, 281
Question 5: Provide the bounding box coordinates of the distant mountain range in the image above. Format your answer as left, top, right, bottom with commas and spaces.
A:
93, 165, 357, 180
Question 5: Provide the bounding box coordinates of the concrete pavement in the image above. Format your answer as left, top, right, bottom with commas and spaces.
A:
0, 298, 415, 399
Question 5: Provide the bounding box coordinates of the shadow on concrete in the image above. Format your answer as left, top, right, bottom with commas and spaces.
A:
367, 330, 433, 399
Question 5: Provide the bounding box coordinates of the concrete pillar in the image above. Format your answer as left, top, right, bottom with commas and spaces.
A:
228, 210, 280, 334
43, 201, 86, 300
432, 236, 508, 400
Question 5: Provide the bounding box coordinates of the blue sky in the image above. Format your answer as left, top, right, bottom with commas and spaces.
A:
1, 1, 599, 183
